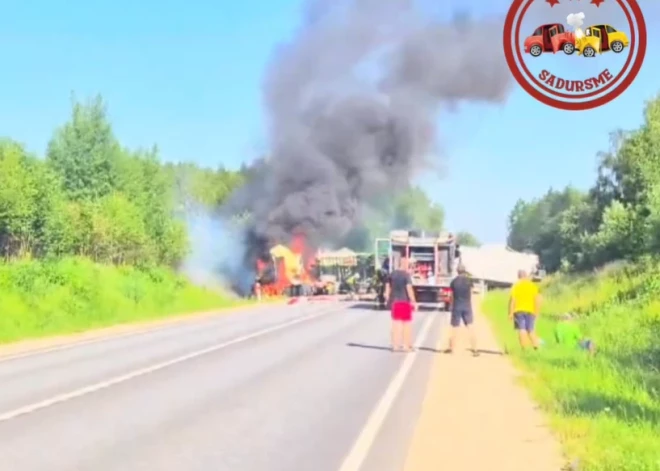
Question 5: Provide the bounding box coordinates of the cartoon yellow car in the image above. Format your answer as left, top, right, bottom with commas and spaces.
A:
576, 27, 602, 57
581, 24, 630, 56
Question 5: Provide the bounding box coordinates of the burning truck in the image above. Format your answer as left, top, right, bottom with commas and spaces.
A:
253, 234, 316, 298
252, 234, 359, 298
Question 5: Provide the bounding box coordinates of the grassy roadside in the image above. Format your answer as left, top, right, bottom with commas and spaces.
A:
481, 262, 660, 471
0, 256, 251, 344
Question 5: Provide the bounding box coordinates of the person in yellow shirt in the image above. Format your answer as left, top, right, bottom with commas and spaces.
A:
509, 269, 541, 349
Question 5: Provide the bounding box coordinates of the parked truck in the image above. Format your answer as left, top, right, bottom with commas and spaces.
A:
374, 230, 460, 310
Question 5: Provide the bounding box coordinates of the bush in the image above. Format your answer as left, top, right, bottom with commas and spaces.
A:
0, 257, 242, 343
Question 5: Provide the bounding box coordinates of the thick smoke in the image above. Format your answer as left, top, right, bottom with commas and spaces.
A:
181, 209, 250, 295
226, 0, 512, 284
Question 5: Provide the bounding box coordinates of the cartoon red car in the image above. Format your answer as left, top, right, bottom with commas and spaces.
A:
524, 24, 576, 56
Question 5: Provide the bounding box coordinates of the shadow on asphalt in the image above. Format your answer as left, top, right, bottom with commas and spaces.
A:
346, 342, 392, 351
346, 303, 447, 313
347, 303, 384, 310
475, 349, 505, 356
346, 342, 442, 353
418, 347, 443, 353
345, 344, 506, 358
415, 347, 505, 355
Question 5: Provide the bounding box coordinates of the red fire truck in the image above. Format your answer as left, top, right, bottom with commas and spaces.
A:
375, 230, 459, 310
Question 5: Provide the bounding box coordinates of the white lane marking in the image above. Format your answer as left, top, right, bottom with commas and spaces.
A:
0, 304, 341, 423
337, 313, 435, 471
0, 302, 293, 364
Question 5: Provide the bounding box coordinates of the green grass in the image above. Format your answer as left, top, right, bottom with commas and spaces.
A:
482, 260, 660, 471
0, 256, 249, 343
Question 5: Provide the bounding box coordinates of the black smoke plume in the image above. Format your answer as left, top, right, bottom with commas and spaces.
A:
225, 0, 512, 290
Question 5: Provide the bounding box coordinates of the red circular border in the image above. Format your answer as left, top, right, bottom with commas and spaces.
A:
516, 0, 635, 99
503, 0, 647, 110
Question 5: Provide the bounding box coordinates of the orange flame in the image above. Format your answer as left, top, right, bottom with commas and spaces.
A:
290, 234, 305, 254
254, 234, 317, 297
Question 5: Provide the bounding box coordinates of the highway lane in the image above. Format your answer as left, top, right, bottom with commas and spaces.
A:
0, 301, 445, 471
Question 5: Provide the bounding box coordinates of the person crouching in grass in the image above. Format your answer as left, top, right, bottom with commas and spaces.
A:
555, 313, 596, 355
509, 269, 541, 350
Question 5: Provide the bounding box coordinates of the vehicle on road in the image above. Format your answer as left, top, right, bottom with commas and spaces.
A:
524, 24, 576, 56
313, 247, 362, 295
585, 24, 629, 53
374, 230, 460, 311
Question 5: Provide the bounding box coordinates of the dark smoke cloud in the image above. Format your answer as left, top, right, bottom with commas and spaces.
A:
228, 0, 512, 253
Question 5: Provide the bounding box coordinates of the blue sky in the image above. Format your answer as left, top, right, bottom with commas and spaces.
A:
1, 0, 658, 243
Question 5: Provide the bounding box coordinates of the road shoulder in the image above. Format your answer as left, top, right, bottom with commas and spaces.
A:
403, 298, 565, 471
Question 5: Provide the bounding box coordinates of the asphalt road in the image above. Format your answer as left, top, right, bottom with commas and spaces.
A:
0, 300, 446, 471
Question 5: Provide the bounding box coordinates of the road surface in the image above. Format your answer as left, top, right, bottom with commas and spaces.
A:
0, 300, 446, 471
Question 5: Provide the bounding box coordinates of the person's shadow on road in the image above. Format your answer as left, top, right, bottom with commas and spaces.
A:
346, 343, 445, 353
475, 349, 505, 355
345, 343, 504, 355
346, 342, 395, 351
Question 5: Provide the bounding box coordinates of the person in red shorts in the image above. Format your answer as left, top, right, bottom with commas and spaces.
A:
384, 257, 418, 352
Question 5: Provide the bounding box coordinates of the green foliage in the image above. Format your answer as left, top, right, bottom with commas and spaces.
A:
0, 257, 243, 343
0, 96, 243, 265
493, 94, 660, 470
392, 187, 445, 230
455, 230, 480, 247
506, 95, 660, 273
47, 95, 121, 201
482, 261, 660, 470
0, 95, 249, 341
507, 186, 586, 271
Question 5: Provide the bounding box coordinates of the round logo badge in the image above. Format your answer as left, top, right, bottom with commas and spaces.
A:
503, 0, 647, 110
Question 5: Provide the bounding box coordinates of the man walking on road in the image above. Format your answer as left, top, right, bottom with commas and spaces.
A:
447, 264, 478, 356
509, 269, 541, 350
384, 256, 418, 352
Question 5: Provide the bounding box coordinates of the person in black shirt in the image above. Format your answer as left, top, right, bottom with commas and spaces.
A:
384, 257, 417, 352
382, 257, 390, 273
448, 264, 478, 356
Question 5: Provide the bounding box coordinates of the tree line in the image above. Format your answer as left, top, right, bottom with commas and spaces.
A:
1, 95, 476, 269
0, 96, 246, 267
506, 95, 660, 273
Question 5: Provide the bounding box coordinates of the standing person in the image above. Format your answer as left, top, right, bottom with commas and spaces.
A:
509, 269, 542, 350
447, 264, 478, 356
375, 269, 387, 309
384, 257, 418, 352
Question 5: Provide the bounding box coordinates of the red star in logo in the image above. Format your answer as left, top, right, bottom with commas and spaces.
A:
546, 0, 560, 6
591, 0, 605, 6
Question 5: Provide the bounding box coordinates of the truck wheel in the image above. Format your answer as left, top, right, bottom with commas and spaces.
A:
563, 42, 575, 55
611, 41, 624, 53
529, 44, 542, 57
583, 46, 596, 57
